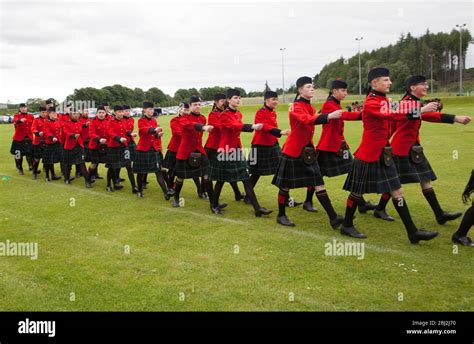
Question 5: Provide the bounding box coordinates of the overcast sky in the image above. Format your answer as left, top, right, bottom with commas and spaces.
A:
1, 0, 473, 103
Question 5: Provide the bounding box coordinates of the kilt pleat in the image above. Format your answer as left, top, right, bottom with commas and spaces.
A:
393, 153, 437, 184
316, 150, 353, 177
10, 138, 32, 156
43, 142, 62, 164
210, 148, 249, 182
205, 147, 220, 181
31, 142, 45, 160
271, 153, 324, 189
106, 146, 130, 169
133, 149, 160, 173
62, 145, 85, 165
175, 154, 210, 179
89, 147, 108, 164
343, 157, 401, 194
248, 143, 281, 176
162, 150, 177, 170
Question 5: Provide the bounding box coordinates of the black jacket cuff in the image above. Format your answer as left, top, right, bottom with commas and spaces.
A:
269, 128, 282, 137
113, 136, 122, 143
242, 124, 254, 132
69, 134, 77, 139
93, 137, 101, 144
148, 128, 156, 134
194, 123, 204, 131
440, 114, 455, 123
314, 114, 329, 125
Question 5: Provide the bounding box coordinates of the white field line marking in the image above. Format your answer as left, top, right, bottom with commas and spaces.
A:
2, 172, 406, 256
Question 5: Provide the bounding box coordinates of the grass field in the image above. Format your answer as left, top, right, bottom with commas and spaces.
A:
0, 97, 473, 311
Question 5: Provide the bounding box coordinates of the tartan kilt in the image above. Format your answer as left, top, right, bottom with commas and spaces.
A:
89, 146, 108, 164
106, 146, 129, 169
248, 143, 281, 176
128, 141, 137, 162
133, 149, 160, 173
393, 153, 437, 184
343, 157, 401, 194
43, 142, 62, 164
175, 154, 210, 179
205, 147, 220, 180
211, 148, 249, 182
162, 150, 177, 170
84, 139, 90, 162
10, 138, 32, 156
62, 145, 85, 165
316, 149, 353, 177
272, 153, 324, 189
31, 142, 45, 160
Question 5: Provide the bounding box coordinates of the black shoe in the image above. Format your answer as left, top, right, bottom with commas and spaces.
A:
436, 211, 463, 225
199, 193, 208, 199
302, 201, 318, 212
90, 178, 96, 184
137, 191, 144, 198
132, 187, 139, 194
164, 193, 171, 200
17, 168, 24, 175
172, 198, 180, 207
341, 226, 367, 238
374, 209, 395, 221
408, 229, 439, 244
52, 175, 61, 181
219, 203, 228, 209
451, 235, 474, 247
106, 186, 114, 192
114, 184, 123, 190
85, 182, 92, 188
286, 199, 303, 207
211, 206, 223, 215
358, 201, 377, 214
243, 195, 252, 204
64, 179, 71, 185
277, 215, 295, 227
32, 174, 37, 180
255, 207, 273, 217
330, 215, 344, 230
235, 194, 245, 201
45, 177, 50, 182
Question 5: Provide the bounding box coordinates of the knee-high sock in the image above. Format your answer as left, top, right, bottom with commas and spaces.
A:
167, 170, 175, 189
278, 189, 289, 217
376, 192, 391, 211
422, 187, 444, 218
155, 171, 168, 195
212, 181, 224, 208
44, 163, 50, 179
107, 168, 114, 187
192, 177, 201, 194
243, 179, 261, 211
137, 173, 145, 192
174, 179, 184, 200
230, 181, 243, 197
305, 186, 315, 203
65, 165, 72, 182
343, 193, 364, 227
249, 174, 260, 188
125, 165, 136, 189
77, 163, 88, 182
32, 159, 40, 174
392, 197, 417, 235
316, 189, 337, 220
203, 178, 213, 205
15, 156, 23, 170
454, 205, 474, 237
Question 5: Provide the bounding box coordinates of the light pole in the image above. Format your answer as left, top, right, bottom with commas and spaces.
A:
355, 37, 364, 95
428, 54, 434, 95
280, 48, 286, 103
455, 24, 467, 95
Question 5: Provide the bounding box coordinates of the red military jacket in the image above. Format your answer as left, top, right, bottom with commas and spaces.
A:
12, 112, 34, 141
44, 119, 61, 145
218, 107, 252, 151
58, 114, 70, 144
205, 109, 223, 150
354, 90, 416, 163
88, 117, 109, 150
316, 96, 361, 153
107, 117, 129, 148
136, 116, 161, 152
123, 116, 136, 144
63, 119, 85, 150
390, 93, 455, 157
79, 116, 90, 142
167, 116, 183, 153
31, 116, 47, 145
251, 105, 281, 146
176, 112, 207, 160
282, 98, 328, 158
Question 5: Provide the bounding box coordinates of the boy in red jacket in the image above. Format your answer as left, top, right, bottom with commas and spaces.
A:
10, 103, 34, 175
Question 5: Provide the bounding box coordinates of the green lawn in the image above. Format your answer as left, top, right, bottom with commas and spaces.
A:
0, 97, 473, 311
